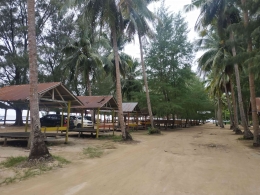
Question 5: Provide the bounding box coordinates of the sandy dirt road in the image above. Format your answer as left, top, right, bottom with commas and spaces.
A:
1, 123, 260, 195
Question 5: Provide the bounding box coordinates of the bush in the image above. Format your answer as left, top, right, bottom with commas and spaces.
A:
148, 128, 161, 135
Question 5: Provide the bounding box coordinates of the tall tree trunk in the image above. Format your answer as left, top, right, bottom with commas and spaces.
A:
138, 32, 154, 129
13, 108, 24, 126
215, 108, 218, 126
230, 32, 253, 138
86, 71, 92, 96
241, 0, 259, 145
223, 80, 234, 129
229, 76, 241, 133
27, 0, 51, 160
217, 98, 224, 128
112, 27, 132, 141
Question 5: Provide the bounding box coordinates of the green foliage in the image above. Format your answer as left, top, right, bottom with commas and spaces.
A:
0, 155, 70, 185
0, 156, 27, 168
83, 147, 104, 158
98, 135, 122, 142
52, 155, 71, 165
143, 5, 211, 120
148, 128, 161, 135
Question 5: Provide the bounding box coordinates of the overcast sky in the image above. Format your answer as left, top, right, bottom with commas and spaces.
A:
0, 1, 201, 118
124, 0, 201, 64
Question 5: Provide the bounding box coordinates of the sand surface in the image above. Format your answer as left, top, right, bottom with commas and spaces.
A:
0, 123, 260, 195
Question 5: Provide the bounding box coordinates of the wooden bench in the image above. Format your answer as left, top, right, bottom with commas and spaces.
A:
127, 123, 138, 131
41, 126, 67, 138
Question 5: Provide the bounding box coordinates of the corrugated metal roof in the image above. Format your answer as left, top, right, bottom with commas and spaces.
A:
0, 82, 83, 109
72, 96, 118, 110
122, 102, 140, 113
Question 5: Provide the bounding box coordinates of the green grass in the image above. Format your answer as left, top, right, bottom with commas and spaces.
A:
83, 147, 103, 158
52, 155, 71, 164
0, 155, 70, 186
98, 135, 122, 142
0, 156, 27, 168
148, 128, 161, 135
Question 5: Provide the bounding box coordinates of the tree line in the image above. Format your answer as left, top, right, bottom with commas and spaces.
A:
185, 0, 260, 146
1, 0, 214, 159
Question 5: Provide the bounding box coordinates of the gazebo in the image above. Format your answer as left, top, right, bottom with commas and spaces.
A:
0, 82, 83, 144
71, 96, 118, 137
122, 102, 142, 130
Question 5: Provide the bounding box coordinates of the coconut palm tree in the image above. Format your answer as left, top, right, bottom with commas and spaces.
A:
27, 0, 51, 160
240, 0, 259, 146
185, 0, 253, 138
122, 58, 143, 101
85, 0, 133, 140
122, 0, 159, 129
64, 0, 132, 140
62, 28, 103, 96
196, 29, 240, 132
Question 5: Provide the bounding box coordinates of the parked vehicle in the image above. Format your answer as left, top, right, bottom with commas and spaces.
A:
40, 114, 75, 128
74, 116, 93, 128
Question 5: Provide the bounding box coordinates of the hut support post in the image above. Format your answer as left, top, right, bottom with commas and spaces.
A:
136, 112, 138, 130
128, 112, 130, 131
96, 108, 100, 138
65, 101, 71, 144
145, 115, 147, 130
103, 112, 106, 131
81, 110, 84, 128
25, 107, 30, 132
4, 109, 7, 125
112, 109, 115, 136
61, 110, 64, 127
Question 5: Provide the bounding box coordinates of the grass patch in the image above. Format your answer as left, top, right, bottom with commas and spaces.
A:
83, 147, 103, 158
52, 155, 71, 164
0, 156, 27, 168
237, 136, 254, 140
0, 155, 70, 186
148, 128, 161, 135
101, 143, 117, 149
98, 135, 122, 142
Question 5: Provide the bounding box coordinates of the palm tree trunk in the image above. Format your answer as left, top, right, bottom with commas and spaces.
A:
241, 0, 259, 145
215, 108, 218, 126
138, 33, 154, 129
217, 98, 224, 128
14, 108, 24, 126
27, 0, 51, 160
86, 70, 92, 96
230, 32, 253, 138
223, 80, 234, 129
112, 27, 132, 140
229, 76, 241, 133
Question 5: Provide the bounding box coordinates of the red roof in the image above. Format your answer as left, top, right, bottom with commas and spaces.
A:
0, 82, 82, 109
73, 96, 118, 110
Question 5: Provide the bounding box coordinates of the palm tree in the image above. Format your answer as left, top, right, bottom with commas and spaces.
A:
62, 28, 103, 96
64, 0, 132, 140
103, 34, 133, 85
122, 58, 143, 100
240, 0, 259, 146
85, 0, 133, 140
196, 28, 243, 132
122, 0, 158, 129
27, 0, 51, 160
185, 0, 253, 138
